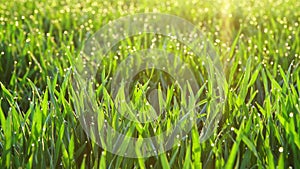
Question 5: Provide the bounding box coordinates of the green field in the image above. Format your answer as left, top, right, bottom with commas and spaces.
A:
0, 0, 300, 168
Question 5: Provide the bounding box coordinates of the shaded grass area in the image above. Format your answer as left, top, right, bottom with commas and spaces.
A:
0, 0, 300, 168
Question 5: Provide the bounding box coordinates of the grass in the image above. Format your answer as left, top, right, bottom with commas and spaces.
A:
0, 0, 300, 168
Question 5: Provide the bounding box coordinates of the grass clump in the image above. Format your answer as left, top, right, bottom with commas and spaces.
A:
0, 0, 300, 168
